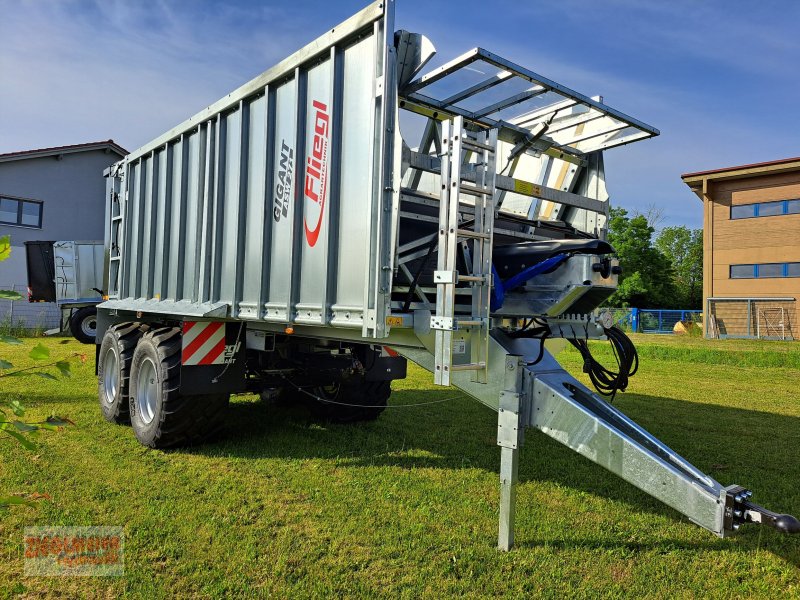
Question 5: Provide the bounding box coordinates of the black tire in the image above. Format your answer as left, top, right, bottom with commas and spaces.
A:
97, 322, 146, 424
70, 306, 98, 344
301, 379, 390, 423
129, 327, 229, 448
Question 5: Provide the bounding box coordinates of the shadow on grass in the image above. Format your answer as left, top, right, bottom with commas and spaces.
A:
184, 387, 800, 562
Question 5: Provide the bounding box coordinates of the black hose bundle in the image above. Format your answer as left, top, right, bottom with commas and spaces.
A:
568, 326, 638, 401
509, 318, 551, 365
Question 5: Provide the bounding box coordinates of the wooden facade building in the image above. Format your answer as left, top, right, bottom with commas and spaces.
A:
682, 157, 800, 340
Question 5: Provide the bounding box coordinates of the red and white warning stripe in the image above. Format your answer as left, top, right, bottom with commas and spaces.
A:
182, 321, 226, 365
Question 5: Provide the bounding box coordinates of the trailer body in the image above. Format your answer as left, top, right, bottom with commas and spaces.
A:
25, 240, 103, 342
97, 0, 798, 548
103, 4, 396, 338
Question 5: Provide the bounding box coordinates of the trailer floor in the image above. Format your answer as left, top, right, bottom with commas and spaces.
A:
1, 336, 798, 598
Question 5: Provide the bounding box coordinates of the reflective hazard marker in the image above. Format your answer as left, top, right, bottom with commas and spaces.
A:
181, 321, 226, 365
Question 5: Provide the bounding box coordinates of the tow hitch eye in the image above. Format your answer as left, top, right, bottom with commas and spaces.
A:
724, 486, 800, 534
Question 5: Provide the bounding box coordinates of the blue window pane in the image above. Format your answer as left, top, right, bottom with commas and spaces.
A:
0, 198, 18, 224
788, 200, 800, 214
731, 204, 755, 219
788, 263, 800, 278
758, 201, 784, 217
757, 263, 783, 278
20, 201, 41, 227
730, 264, 755, 278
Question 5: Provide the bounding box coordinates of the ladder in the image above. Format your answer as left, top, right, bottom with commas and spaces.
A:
107, 166, 125, 299
432, 115, 498, 386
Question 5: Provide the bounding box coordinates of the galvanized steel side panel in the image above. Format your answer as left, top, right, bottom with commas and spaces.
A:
53, 241, 104, 303
332, 38, 377, 328
106, 1, 395, 338
239, 94, 269, 319
266, 78, 297, 322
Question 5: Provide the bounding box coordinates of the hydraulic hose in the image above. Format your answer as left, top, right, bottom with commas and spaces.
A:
568, 326, 638, 400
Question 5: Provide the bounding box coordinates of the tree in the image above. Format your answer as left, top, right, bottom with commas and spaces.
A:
655, 226, 703, 309
632, 202, 666, 230
605, 208, 677, 308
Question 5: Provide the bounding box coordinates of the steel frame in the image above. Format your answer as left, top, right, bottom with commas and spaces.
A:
401, 47, 659, 157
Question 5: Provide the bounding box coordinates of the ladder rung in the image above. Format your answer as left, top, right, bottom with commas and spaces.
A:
462, 138, 494, 152
450, 362, 486, 372
459, 183, 490, 197
456, 319, 484, 327
458, 275, 488, 283
457, 229, 490, 240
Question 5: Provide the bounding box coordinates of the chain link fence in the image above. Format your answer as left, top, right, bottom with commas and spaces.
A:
0, 284, 61, 333
599, 307, 702, 335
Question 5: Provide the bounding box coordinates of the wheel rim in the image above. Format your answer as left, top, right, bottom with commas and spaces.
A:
136, 357, 159, 425
81, 315, 97, 338
101, 347, 119, 405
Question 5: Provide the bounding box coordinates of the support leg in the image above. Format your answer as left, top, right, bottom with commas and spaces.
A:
497, 354, 523, 551
498, 445, 519, 551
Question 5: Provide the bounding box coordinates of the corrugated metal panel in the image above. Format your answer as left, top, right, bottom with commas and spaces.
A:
53, 241, 104, 302
105, 1, 397, 337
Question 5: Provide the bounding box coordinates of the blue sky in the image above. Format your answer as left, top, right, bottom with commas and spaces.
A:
1, 0, 798, 228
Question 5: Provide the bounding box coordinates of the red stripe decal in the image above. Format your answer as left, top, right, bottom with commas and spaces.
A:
182, 321, 197, 335
182, 322, 223, 363
198, 338, 226, 365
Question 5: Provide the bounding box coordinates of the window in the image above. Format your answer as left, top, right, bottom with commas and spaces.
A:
0, 196, 43, 228
757, 263, 783, 278
730, 262, 800, 279
758, 201, 784, 217
731, 204, 756, 219
730, 199, 800, 220
730, 264, 755, 278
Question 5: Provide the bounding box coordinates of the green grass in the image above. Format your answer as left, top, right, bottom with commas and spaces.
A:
614, 333, 800, 369
1, 335, 799, 597
0, 316, 45, 339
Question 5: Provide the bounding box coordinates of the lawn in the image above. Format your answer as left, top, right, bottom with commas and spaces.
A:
1, 334, 799, 597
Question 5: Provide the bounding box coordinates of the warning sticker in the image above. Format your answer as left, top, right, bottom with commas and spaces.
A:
513, 179, 541, 197
386, 316, 404, 327
453, 340, 466, 355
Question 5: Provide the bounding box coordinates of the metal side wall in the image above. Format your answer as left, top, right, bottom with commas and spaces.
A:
53, 241, 104, 303
105, 1, 397, 338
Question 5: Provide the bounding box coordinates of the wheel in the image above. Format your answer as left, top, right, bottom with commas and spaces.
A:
70, 306, 97, 344
97, 322, 146, 424
129, 327, 229, 448
300, 379, 390, 423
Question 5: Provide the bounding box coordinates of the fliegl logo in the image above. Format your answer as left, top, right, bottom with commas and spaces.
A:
303, 99, 330, 247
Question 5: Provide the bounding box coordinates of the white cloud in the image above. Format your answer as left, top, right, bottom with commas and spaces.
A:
1, 0, 796, 230
0, 0, 309, 153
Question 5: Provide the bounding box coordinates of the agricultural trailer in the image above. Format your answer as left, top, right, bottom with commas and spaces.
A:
25, 240, 104, 343
96, 0, 798, 549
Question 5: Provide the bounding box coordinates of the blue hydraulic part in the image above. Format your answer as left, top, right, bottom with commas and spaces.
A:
490, 253, 569, 311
